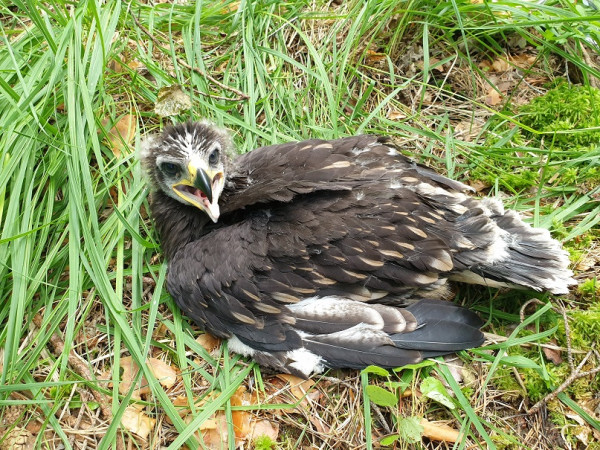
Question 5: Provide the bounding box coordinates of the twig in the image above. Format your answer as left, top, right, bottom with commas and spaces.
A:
511, 367, 528, 395
558, 301, 575, 371
131, 13, 249, 101
519, 298, 546, 323
516, 300, 600, 416
371, 403, 392, 434
527, 351, 600, 414
580, 45, 599, 89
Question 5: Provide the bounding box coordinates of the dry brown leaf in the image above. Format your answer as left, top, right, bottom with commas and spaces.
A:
542, 340, 563, 365
121, 404, 156, 440
468, 179, 491, 193
106, 114, 136, 158
387, 109, 406, 121
400, 388, 413, 398
107, 59, 122, 73
485, 88, 502, 106
444, 355, 464, 384
420, 418, 460, 442
478, 60, 492, 71
221, 1, 240, 13
147, 358, 177, 389
310, 415, 331, 434
127, 59, 144, 71
154, 84, 193, 117
510, 53, 536, 68
230, 386, 253, 441
120, 356, 176, 397
277, 374, 315, 399
119, 356, 144, 397
196, 333, 221, 353
575, 426, 590, 446
247, 419, 279, 443
229, 386, 280, 445
366, 49, 387, 64
0, 427, 34, 450
168, 396, 205, 424
491, 58, 511, 72
416, 57, 444, 72
199, 412, 229, 448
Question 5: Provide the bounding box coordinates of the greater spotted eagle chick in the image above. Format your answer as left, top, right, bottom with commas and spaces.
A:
141, 121, 575, 377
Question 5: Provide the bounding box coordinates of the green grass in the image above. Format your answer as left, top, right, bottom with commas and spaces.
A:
1, 0, 599, 448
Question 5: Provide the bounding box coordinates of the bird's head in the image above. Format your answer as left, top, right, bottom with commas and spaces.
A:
140, 121, 232, 223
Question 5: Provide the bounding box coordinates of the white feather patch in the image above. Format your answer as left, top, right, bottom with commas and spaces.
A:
286, 348, 325, 376
227, 335, 256, 357
228, 335, 325, 377
139, 134, 159, 159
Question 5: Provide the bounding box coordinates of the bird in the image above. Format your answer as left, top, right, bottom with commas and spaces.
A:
140, 121, 576, 378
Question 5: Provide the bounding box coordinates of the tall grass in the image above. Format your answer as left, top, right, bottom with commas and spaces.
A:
0, 0, 598, 448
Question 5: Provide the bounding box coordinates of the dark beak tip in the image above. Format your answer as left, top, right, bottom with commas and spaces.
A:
194, 168, 213, 203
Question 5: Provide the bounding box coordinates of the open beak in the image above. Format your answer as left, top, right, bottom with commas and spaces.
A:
173, 162, 224, 223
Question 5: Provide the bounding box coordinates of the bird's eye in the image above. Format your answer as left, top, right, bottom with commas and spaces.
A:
208, 148, 220, 166
160, 162, 180, 177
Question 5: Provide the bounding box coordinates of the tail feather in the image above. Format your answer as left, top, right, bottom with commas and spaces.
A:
452, 201, 576, 294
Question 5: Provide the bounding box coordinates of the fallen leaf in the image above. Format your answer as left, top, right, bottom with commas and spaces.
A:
387, 109, 406, 121
247, 419, 279, 443
127, 59, 144, 71
107, 59, 122, 73
0, 427, 35, 450
575, 426, 590, 446
443, 355, 464, 384
119, 356, 177, 397
468, 179, 491, 193
147, 358, 177, 388
221, 1, 240, 13
168, 395, 210, 424
199, 412, 229, 448
196, 333, 221, 353
510, 53, 536, 68
121, 404, 156, 439
416, 57, 444, 72
105, 114, 136, 158
154, 84, 193, 117
277, 374, 315, 400
485, 87, 502, 106
231, 385, 253, 440
309, 415, 330, 434
400, 388, 413, 398
478, 60, 493, 71
420, 418, 460, 442
119, 356, 145, 397
542, 340, 563, 365
491, 57, 511, 72
366, 49, 387, 64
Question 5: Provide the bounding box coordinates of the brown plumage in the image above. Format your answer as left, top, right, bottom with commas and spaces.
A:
141, 121, 575, 377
